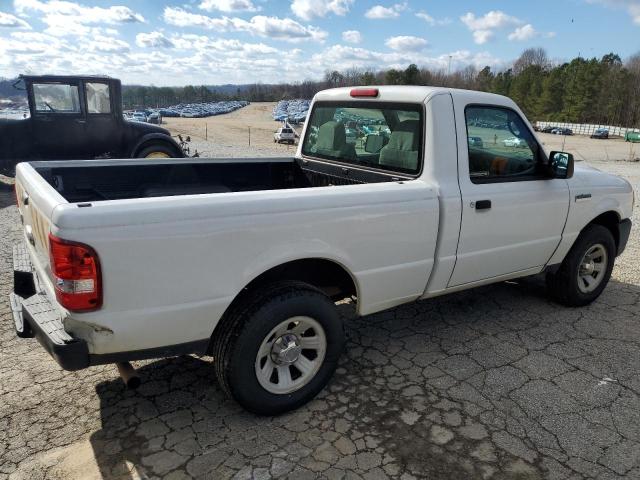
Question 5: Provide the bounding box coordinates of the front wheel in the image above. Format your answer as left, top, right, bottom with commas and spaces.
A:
212, 281, 344, 415
137, 143, 181, 158
546, 224, 616, 306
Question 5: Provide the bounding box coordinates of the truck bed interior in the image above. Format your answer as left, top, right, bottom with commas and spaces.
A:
36, 158, 406, 203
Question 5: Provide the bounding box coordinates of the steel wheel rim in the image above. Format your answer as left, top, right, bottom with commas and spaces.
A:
145, 152, 170, 158
577, 243, 608, 293
255, 316, 327, 395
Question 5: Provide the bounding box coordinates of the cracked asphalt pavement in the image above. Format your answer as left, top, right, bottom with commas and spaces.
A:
1, 161, 640, 480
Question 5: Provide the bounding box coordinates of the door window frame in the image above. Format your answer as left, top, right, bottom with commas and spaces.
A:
464, 103, 549, 184
29, 81, 84, 117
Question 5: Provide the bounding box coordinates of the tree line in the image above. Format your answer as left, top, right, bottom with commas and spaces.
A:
123, 48, 640, 127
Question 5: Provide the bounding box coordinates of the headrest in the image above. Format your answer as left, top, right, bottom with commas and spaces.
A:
387, 120, 420, 151
316, 121, 347, 150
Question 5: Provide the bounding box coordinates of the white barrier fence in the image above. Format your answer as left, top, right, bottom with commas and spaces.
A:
536, 121, 640, 137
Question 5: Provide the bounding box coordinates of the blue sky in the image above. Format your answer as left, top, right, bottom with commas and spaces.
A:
0, 0, 639, 85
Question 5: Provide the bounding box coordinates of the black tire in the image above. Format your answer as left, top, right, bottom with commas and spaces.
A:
212, 281, 344, 415
546, 224, 616, 307
136, 143, 181, 158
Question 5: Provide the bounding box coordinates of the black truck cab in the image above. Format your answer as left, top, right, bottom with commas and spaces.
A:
1, 75, 184, 175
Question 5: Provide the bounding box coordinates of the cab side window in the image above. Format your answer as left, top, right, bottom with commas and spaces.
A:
33, 83, 80, 113
465, 106, 541, 182
86, 82, 111, 114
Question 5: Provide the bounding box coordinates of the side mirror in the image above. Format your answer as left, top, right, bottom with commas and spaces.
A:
549, 151, 574, 179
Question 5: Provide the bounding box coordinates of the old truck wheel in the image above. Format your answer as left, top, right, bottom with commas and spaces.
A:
137, 144, 180, 158
546, 224, 615, 307
212, 281, 344, 415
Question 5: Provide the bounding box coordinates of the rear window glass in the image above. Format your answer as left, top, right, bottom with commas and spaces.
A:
301, 102, 423, 175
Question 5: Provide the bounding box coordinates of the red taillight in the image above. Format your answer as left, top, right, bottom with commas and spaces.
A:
49, 234, 102, 312
350, 88, 379, 98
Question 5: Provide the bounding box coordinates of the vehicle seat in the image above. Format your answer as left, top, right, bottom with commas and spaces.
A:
379, 120, 420, 171
490, 157, 508, 175
315, 121, 356, 160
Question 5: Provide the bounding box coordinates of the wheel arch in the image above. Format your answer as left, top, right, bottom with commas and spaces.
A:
208, 258, 359, 353
584, 210, 622, 253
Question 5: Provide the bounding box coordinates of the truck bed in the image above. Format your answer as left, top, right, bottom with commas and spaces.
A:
35, 157, 404, 203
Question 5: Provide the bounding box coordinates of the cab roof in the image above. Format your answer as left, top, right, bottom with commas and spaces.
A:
314, 85, 514, 107
20, 74, 117, 83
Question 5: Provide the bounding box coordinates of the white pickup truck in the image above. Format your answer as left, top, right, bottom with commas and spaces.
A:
11, 86, 633, 415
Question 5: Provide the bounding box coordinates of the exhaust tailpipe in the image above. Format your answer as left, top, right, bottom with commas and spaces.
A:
116, 362, 141, 389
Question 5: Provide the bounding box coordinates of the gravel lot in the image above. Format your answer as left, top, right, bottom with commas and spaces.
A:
1, 160, 640, 480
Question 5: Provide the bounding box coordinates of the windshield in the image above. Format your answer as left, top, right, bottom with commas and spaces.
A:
301, 101, 423, 175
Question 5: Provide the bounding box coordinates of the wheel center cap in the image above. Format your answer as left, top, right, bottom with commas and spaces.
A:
271, 334, 301, 365
581, 261, 595, 275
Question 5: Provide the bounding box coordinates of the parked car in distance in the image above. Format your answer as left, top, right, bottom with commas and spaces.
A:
503, 136, 527, 148
131, 111, 148, 123
468, 136, 483, 147
625, 130, 640, 143
0, 75, 186, 175
590, 128, 609, 139
147, 112, 162, 125
274, 126, 296, 144
540, 126, 556, 133
552, 127, 573, 135
11, 86, 634, 416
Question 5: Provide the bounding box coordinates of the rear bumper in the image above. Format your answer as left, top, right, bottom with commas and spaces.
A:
11, 244, 89, 371
617, 219, 632, 256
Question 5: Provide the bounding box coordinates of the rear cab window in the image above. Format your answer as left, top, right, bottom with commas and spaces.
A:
301, 102, 423, 175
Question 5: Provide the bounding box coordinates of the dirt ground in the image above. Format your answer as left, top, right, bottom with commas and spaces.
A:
164, 102, 296, 158
164, 102, 640, 163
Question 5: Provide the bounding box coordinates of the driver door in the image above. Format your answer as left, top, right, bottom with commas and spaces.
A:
448, 104, 570, 287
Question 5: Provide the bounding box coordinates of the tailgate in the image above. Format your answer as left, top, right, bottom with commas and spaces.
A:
15, 163, 68, 292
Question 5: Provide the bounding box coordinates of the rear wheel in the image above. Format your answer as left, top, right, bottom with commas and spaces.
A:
137, 144, 181, 158
212, 281, 344, 415
546, 224, 615, 306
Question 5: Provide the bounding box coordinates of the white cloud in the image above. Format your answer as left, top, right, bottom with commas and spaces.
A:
88, 35, 129, 53
364, 3, 407, 19
508, 24, 537, 41
461, 10, 522, 44
291, 0, 353, 21
342, 29, 362, 43
170, 35, 278, 56
136, 31, 174, 48
460, 10, 521, 30
586, 0, 640, 25
472, 30, 493, 45
415, 11, 451, 26
199, 0, 259, 13
13, 0, 144, 36
385, 35, 428, 51
163, 7, 327, 42
0, 11, 31, 28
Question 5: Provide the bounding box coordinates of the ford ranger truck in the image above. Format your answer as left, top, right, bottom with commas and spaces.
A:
11, 86, 634, 415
